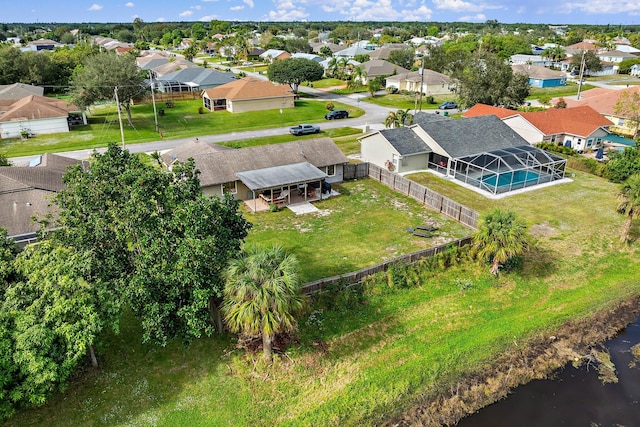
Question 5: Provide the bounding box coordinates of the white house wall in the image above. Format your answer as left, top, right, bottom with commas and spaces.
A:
360, 133, 400, 169
0, 117, 69, 139
228, 97, 294, 113
502, 116, 544, 144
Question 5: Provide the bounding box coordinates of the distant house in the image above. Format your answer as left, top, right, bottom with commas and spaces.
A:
368, 44, 410, 60
291, 53, 323, 62
631, 64, 640, 77
202, 78, 295, 113
359, 113, 566, 196
260, 49, 291, 63
0, 83, 44, 101
464, 104, 612, 152
385, 69, 453, 95
358, 60, 409, 84
154, 68, 236, 93
334, 45, 371, 58
0, 153, 82, 244
21, 38, 63, 52
149, 59, 200, 79
161, 138, 349, 209
0, 95, 81, 139
511, 64, 567, 88
509, 54, 549, 66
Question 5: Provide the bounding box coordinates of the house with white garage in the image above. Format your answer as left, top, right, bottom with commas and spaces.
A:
386, 69, 454, 95
201, 78, 295, 113
0, 95, 81, 139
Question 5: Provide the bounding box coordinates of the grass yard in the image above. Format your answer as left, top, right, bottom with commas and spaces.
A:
527, 82, 595, 101
0, 99, 363, 158
362, 93, 454, 110
6, 170, 640, 426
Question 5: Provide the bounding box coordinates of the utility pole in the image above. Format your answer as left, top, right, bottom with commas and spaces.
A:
418, 56, 425, 111
114, 87, 125, 149
577, 50, 586, 101
149, 71, 159, 133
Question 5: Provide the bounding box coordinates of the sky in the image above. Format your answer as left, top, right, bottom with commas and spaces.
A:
2, 0, 640, 25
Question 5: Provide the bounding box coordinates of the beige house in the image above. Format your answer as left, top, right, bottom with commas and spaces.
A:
201, 78, 295, 113
161, 138, 349, 209
385, 69, 454, 95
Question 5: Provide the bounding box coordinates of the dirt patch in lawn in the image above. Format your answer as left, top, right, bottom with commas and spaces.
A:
384, 294, 640, 427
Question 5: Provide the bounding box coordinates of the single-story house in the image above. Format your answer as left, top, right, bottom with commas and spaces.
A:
385, 69, 453, 95
149, 59, 199, 79
0, 95, 82, 139
334, 45, 371, 58
260, 49, 291, 62
464, 104, 612, 152
358, 60, 410, 84
291, 53, 323, 62
21, 38, 63, 52
368, 44, 410, 60
161, 138, 349, 208
0, 153, 82, 245
511, 64, 567, 88
359, 112, 567, 196
0, 83, 44, 100
556, 86, 640, 138
154, 68, 236, 93
201, 78, 295, 113
509, 54, 549, 66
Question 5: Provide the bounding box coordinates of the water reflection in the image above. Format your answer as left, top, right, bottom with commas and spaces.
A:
458, 318, 640, 426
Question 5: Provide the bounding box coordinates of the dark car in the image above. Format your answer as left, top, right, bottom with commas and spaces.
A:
439, 101, 458, 110
325, 110, 349, 120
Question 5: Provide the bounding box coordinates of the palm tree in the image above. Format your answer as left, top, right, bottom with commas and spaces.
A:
617, 174, 640, 242
384, 111, 397, 128
222, 245, 307, 362
384, 109, 413, 128
473, 208, 529, 276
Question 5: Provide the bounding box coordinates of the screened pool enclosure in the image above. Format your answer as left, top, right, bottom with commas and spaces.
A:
450, 145, 566, 195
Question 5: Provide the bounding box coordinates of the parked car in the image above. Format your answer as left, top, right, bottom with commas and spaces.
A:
289, 124, 320, 136
325, 110, 349, 120
439, 101, 458, 110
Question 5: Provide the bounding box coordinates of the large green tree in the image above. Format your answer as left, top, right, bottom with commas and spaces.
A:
570, 50, 602, 76
617, 174, 640, 242
473, 208, 530, 276
69, 52, 147, 126
387, 47, 415, 70
614, 90, 640, 138
604, 146, 640, 183
222, 245, 306, 362
267, 57, 324, 94
454, 51, 530, 109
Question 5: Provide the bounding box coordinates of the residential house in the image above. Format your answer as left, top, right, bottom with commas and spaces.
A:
558, 86, 640, 138
509, 54, 549, 66
511, 64, 567, 88
21, 38, 63, 52
358, 60, 409, 84
260, 49, 291, 63
0, 95, 80, 139
0, 83, 44, 101
0, 153, 82, 244
309, 41, 342, 55
464, 104, 612, 152
385, 69, 453, 95
291, 53, 323, 62
161, 138, 349, 208
334, 45, 371, 58
149, 59, 199, 79
359, 113, 566, 196
246, 48, 265, 61
202, 78, 295, 113
154, 68, 236, 93
368, 44, 410, 60
631, 64, 640, 77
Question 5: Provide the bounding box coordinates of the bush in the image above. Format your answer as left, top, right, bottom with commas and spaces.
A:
536, 142, 578, 156
386, 87, 398, 94
425, 95, 434, 105
325, 102, 335, 111
198, 106, 205, 114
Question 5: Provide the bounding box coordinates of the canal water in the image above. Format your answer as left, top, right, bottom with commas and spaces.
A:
458, 316, 640, 427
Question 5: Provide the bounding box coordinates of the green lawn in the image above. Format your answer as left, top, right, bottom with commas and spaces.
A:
0, 99, 364, 158
7, 167, 640, 426
527, 82, 595, 101
362, 93, 455, 110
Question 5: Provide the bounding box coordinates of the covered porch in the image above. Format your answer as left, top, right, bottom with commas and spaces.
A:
237, 162, 330, 213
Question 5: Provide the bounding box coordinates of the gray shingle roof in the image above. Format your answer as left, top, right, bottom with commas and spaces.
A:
413, 115, 529, 158
156, 68, 236, 87
380, 128, 431, 156
236, 162, 327, 191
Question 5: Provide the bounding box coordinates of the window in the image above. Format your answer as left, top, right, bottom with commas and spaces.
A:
587, 139, 593, 148
223, 181, 237, 194
392, 154, 399, 168
325, 165, 335, 176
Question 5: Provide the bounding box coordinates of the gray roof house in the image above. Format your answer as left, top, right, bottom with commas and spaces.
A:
0, 153, 82, 244
0, 83, 44, 101
360, 113, 567, 196
386, 69, 453, 95
162, 138, 349, 210
154, 68, 236, 93
358, 60, 410, 83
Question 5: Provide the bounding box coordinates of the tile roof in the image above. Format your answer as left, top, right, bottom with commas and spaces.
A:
175, 138, 348, 187
559, 86, 640, 116
519, 105, 613, 136
380, 127, 431, 155
202, 78, 294, 101
462, 104, 519, 119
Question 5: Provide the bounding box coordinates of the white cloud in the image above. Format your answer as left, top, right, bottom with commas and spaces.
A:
243, 0, 254, 7
231, 5, 245, 10
199, 15, 218, 21
180, 10, 194, 17
267, 7, 310, 21
458, 13, 486, 21
433, 0, 482, 12
156, 17, 166, 22
125, 2, 134, 7
88, 4, 103, 11
192, 5, 202, 10
401, 5, 434, 20
565, 0, 640, 15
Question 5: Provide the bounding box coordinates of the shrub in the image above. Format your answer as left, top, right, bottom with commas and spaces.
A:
198, 106, 205, 114
386, 87, 398, 94
325, 102, 335, 111
426, 95, 435, 105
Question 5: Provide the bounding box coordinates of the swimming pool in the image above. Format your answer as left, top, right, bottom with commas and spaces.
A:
481, 170, 540, 189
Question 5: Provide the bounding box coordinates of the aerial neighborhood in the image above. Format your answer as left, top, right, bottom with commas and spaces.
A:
1, 15, 640, 426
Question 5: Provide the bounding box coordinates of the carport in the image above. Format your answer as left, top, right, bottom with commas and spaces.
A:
237, 162, 328, 212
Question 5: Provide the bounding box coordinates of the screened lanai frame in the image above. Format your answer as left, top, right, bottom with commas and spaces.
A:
450, 145, 566, 195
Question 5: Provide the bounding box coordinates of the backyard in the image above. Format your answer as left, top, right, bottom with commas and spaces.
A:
6, 164, 640, 426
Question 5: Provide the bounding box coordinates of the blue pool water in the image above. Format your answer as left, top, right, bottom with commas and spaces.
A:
482, 170, 540, 189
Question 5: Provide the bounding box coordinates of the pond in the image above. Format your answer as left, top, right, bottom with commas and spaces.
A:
458, 316, 640, 426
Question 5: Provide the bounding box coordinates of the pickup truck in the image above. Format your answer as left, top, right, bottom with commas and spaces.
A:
289, 124, 320, 136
